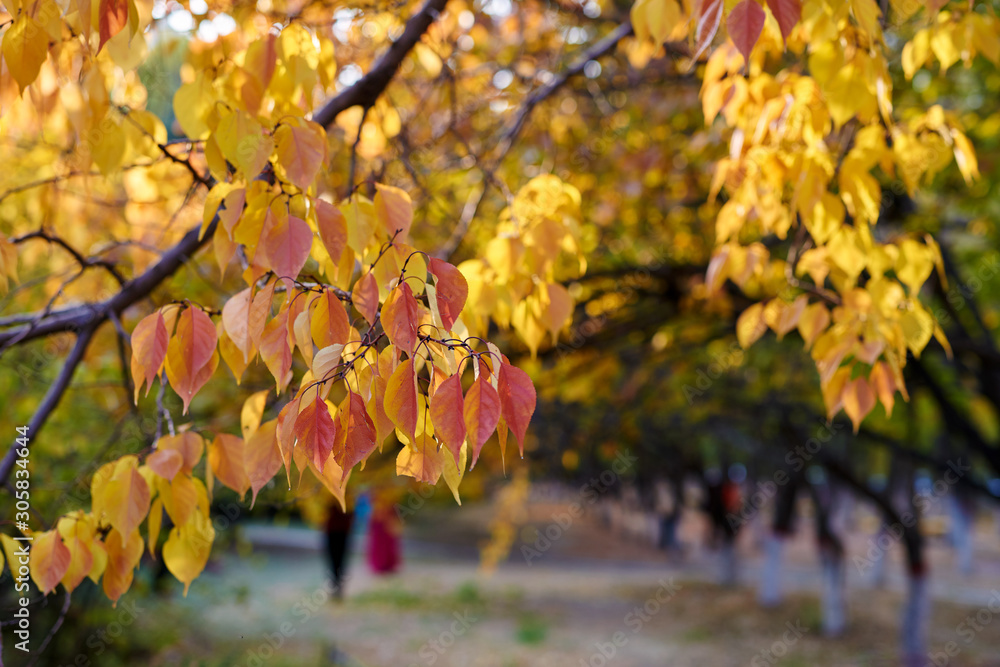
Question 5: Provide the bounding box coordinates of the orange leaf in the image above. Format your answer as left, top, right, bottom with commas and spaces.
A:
337, 391, 377, 479
156, 432, 205, 474
248, 280, 276, 350
164, 307, 218, 414
29, 530, 71, 595
294, 394, 337, 470
276, 394, 302, 486
353, 271, 379, 326
315, 200, 348, 262
385, 358, 418, 443
396, 431, 444, 484
428, 258, 469, 331
429, 372, 466, 466
130, 311, 168, 403
464, 372, 501, 468
374, 183, 413, 241
382, 282, 419, 356
245, 420, 281, 508
146, 449, 183, 480
98, 0, 128, 51
842, 377, 876, 432
310, 289, 351, 349
102, 528, 143, 607
274, 122, 327, 190
498, 362, 535, 457
209, 434, 250, 498
260, 308, 293, 393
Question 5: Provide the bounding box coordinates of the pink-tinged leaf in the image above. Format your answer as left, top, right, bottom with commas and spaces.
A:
766, 0, 801, 43
464, 372, 501, 468
315, 199, 347, 262
261, 214, 313, 284
382, 282, 419, 356
498, 362, 536, 457
385, 358, 418, 443
274, 122, 327, 190
276, 395, 302, 487
146, 449, 183, 480
209, 433, 250, 498
156, 431, 205, 473
727, 0, 766, 65
310, 289, 352, 349
244, 420, 281, 508
353, 272, 379, 325
430, 373, 466, 467
248, 280, 276, 350
294, 394, 337, 470
693, 0, 724, 62
164, 307, 218, 414
221, 287, 253, 362
337, 391, 377, 480
374, 183, 413, 241
259, 308, 293, 393
130, 311, 168, 403
98, 0, 128, 51
428, 258, 469, 331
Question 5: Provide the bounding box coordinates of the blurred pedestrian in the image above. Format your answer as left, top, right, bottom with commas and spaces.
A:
325, 499, 355, 599
367, 490, 401, 574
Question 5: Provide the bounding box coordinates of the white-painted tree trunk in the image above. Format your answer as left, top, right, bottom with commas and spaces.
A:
720, 540, 738, 586
949, 496, 974, 575
900, 573, 930, 667
820, 548, 846, 636
758, 533, 783, 607
871, 526, 888, 588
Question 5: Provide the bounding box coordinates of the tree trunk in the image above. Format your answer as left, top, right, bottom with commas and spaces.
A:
900, 523, 930, 667
949, 494, 974, 575
819, 543, 847, 636
759, 478, 797, 606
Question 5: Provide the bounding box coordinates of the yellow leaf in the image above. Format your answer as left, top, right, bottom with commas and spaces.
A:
2, 17, 49, 93
163, 511, 215, 596
215, 110, 274, 179
736, 302, 768, 349
172, 72, 214, 139
29, 530, 70, 594
842, 377, 876, 432
900, 305, 933, 356
442, 441, 468, 505
631, 0, 683, 44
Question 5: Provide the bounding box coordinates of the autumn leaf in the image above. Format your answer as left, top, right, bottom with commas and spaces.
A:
163, 511, 215, 596
693, 0, 724, 62
385, 358, 419, 443
353, 272, 380, 325
3, 17, 49, 92
245, 420, 281, 508
130, 311, 169, 403
382, 282, 419, 356
156, 432, 205, 474
727, 0, 766, 65
337, 391, 377, 479
315, 199, 348, 263
498, 362, 536, 457
146, 449, 184, 480
429, 372, 466, 466
102, 528, 143, 607
428, 258, 469, 331
29, 530, 71, 595
164, 307, 219, 414
765, 0, 801, 43
209, 434, 250, 498
274, 120, 328, 190
374, 183, 414, 241
464, 371, 501, 468
98, 0, 129, 50
294, 393, 338, 470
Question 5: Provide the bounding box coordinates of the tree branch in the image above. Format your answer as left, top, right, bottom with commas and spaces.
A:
311, 0, 450, 128
0, 324, 97, 484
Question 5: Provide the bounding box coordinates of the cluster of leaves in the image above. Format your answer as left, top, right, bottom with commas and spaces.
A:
632, 0, 991, 430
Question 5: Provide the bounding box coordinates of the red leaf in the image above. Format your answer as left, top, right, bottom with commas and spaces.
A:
382, 282, 419, 356
385, 358, 418, 443
164, 307, 218, 414
429, 372, 466, 466
498, 362, 536, 457
259, 308, 293, 392
294, 394, 337, 470
766, 0, 801, 43
337, 391, 377, 480
727, 0, 766, 65
353, 272, 379, 326
245, 420, 281, 508
315, 200, 348, 264
464, 372, 500, 468
248, 280, 276, 350
428, 258, 469, 331
98, 0, 128, 51
693, 0, 724, 62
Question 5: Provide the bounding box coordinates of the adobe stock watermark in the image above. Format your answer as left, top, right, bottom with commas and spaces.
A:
727, 420, 844, 530
926, 589, 1000, 666
579, 578, 682, 666
52, 600, 144, 667
749, 619, 809, 666
405, 609, 478, 667
682, 341, 746, 404
520, 449, 638, 565
854, 459, 970, 575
